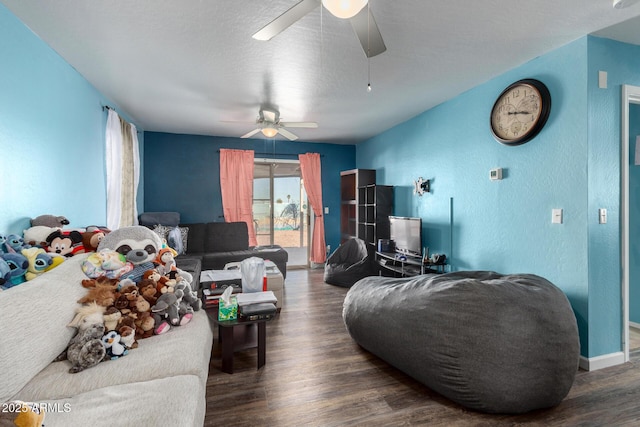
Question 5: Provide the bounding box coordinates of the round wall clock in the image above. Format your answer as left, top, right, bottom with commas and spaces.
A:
490, 79, 551, 146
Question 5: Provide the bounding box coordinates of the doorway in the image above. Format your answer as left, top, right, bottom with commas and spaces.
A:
253, 159, 310, 268
621, 84, 640, 361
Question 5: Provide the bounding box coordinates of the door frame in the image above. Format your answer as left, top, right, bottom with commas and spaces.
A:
253, 157, 311, 267
621, 84, 640, 363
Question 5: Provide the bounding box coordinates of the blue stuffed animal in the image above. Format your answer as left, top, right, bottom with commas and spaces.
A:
1, 253, 29, 287
22, 247, 53, 281
0, 257, 11, 289
4, 234, 28, 252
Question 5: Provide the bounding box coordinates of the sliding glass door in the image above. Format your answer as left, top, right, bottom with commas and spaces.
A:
253, 160, 309, 268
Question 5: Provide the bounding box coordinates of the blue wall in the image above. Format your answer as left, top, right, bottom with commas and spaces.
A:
0, 3, 142, 234
356, 36, 640, 358
356, 36, 640, 359
143, 132, 355, 252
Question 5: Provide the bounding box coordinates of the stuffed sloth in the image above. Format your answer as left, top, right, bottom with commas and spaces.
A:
98, 226, 162, 283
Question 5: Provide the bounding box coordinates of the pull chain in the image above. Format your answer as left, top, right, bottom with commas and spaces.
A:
367, 2, 372, 92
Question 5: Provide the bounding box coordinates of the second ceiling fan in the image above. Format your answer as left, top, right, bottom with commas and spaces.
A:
252, 0, 386, 58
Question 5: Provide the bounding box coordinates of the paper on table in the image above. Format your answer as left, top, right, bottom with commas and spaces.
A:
236, 291, 277, 306
200, 270, 241, 282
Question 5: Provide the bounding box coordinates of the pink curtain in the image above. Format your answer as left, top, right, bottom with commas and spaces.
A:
299, 153, 326, 263
220, 149, 257, 246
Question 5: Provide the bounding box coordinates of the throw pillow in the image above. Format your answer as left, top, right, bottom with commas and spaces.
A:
166, 227, 182, 255
153, 225, 188, 254
178, 226, 189, 254
152, 224, 171, 246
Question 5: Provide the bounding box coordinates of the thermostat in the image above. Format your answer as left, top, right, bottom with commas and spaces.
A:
489, 168, 503, 181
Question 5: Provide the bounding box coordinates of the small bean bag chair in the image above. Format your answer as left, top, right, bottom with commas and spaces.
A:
324, 238, 373, 287
343, 271, 580, 414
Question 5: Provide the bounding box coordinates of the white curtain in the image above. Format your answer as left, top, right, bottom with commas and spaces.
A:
105, 109, 140, 230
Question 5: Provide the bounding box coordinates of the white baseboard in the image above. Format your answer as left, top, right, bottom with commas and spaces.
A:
579, 351, 625, 371
630, 321, 640, 330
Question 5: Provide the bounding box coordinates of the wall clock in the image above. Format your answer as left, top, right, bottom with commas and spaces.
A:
490, 79, 551, 146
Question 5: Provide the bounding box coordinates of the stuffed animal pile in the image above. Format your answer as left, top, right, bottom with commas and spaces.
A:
0, 214, 110, 290
56, 225, 201, 373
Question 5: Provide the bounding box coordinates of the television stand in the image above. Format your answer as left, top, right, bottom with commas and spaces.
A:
375, 251, 446, 277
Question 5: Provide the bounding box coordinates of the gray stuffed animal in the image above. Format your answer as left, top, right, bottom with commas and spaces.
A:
98, 226, 162, 264
175, 278, 201, 312
151, 291, 183, 335
97, 225, 194, 284
66, 323, 106, 373
55, 302, 106, 373
98, 226, 162, 283
31, 214, 69, 228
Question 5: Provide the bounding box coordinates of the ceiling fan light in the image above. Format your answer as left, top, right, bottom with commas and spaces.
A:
261, 127, 278, 138
322, 0, 368, 19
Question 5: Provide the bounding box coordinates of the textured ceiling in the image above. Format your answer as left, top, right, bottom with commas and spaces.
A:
3, 0, 640, 144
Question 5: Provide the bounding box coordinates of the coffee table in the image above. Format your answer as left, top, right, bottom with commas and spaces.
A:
209, 314, 274, 374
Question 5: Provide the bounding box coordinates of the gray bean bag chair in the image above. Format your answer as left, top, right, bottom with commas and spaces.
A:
342, 271, 580, 414
324, 238, 373, 287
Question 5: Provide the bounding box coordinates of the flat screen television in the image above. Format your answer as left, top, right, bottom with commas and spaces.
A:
389, 216, 422, 256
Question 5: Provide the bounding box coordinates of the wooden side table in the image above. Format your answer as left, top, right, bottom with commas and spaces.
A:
210, 315, 274, 374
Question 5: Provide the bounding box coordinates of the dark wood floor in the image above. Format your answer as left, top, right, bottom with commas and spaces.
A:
204, 269, 640, 426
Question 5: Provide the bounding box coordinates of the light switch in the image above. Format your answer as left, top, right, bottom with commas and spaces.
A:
324, 207, 329, 215
599, 208, 607, 224
552, 208, 563, 224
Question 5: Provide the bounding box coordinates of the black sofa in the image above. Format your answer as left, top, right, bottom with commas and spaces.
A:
178, 222, 288, 280
138, 213, 288, 290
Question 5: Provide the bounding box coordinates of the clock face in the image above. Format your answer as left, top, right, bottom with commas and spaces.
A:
490, 79, 551, 145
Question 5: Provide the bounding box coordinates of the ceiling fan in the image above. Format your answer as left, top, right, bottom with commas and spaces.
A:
252, 0, 386, 58
236, 109, 318, 141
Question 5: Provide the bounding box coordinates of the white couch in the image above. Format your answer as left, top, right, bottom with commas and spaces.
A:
0, 253, 214, 426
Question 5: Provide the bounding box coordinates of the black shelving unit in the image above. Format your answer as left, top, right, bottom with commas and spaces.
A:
357, 184, 393, 246
340, 169, 375, 242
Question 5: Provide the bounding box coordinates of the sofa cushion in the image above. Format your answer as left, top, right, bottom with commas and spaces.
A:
138, 211, 180, 227
201, 251, 254, 271
40, 375, 205, 427
205, 222, 249, 252
182, 223, 207, 254
12, 310, 213, 402
0, 254, 89, 403
175, 256, 202, 290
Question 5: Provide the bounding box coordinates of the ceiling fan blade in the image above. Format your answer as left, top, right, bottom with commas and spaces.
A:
280, 121, 318, 128
252, 0, 321, 41
277, 128, 299, 141
241, 128, 261, 138
350, 6, 386, 58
